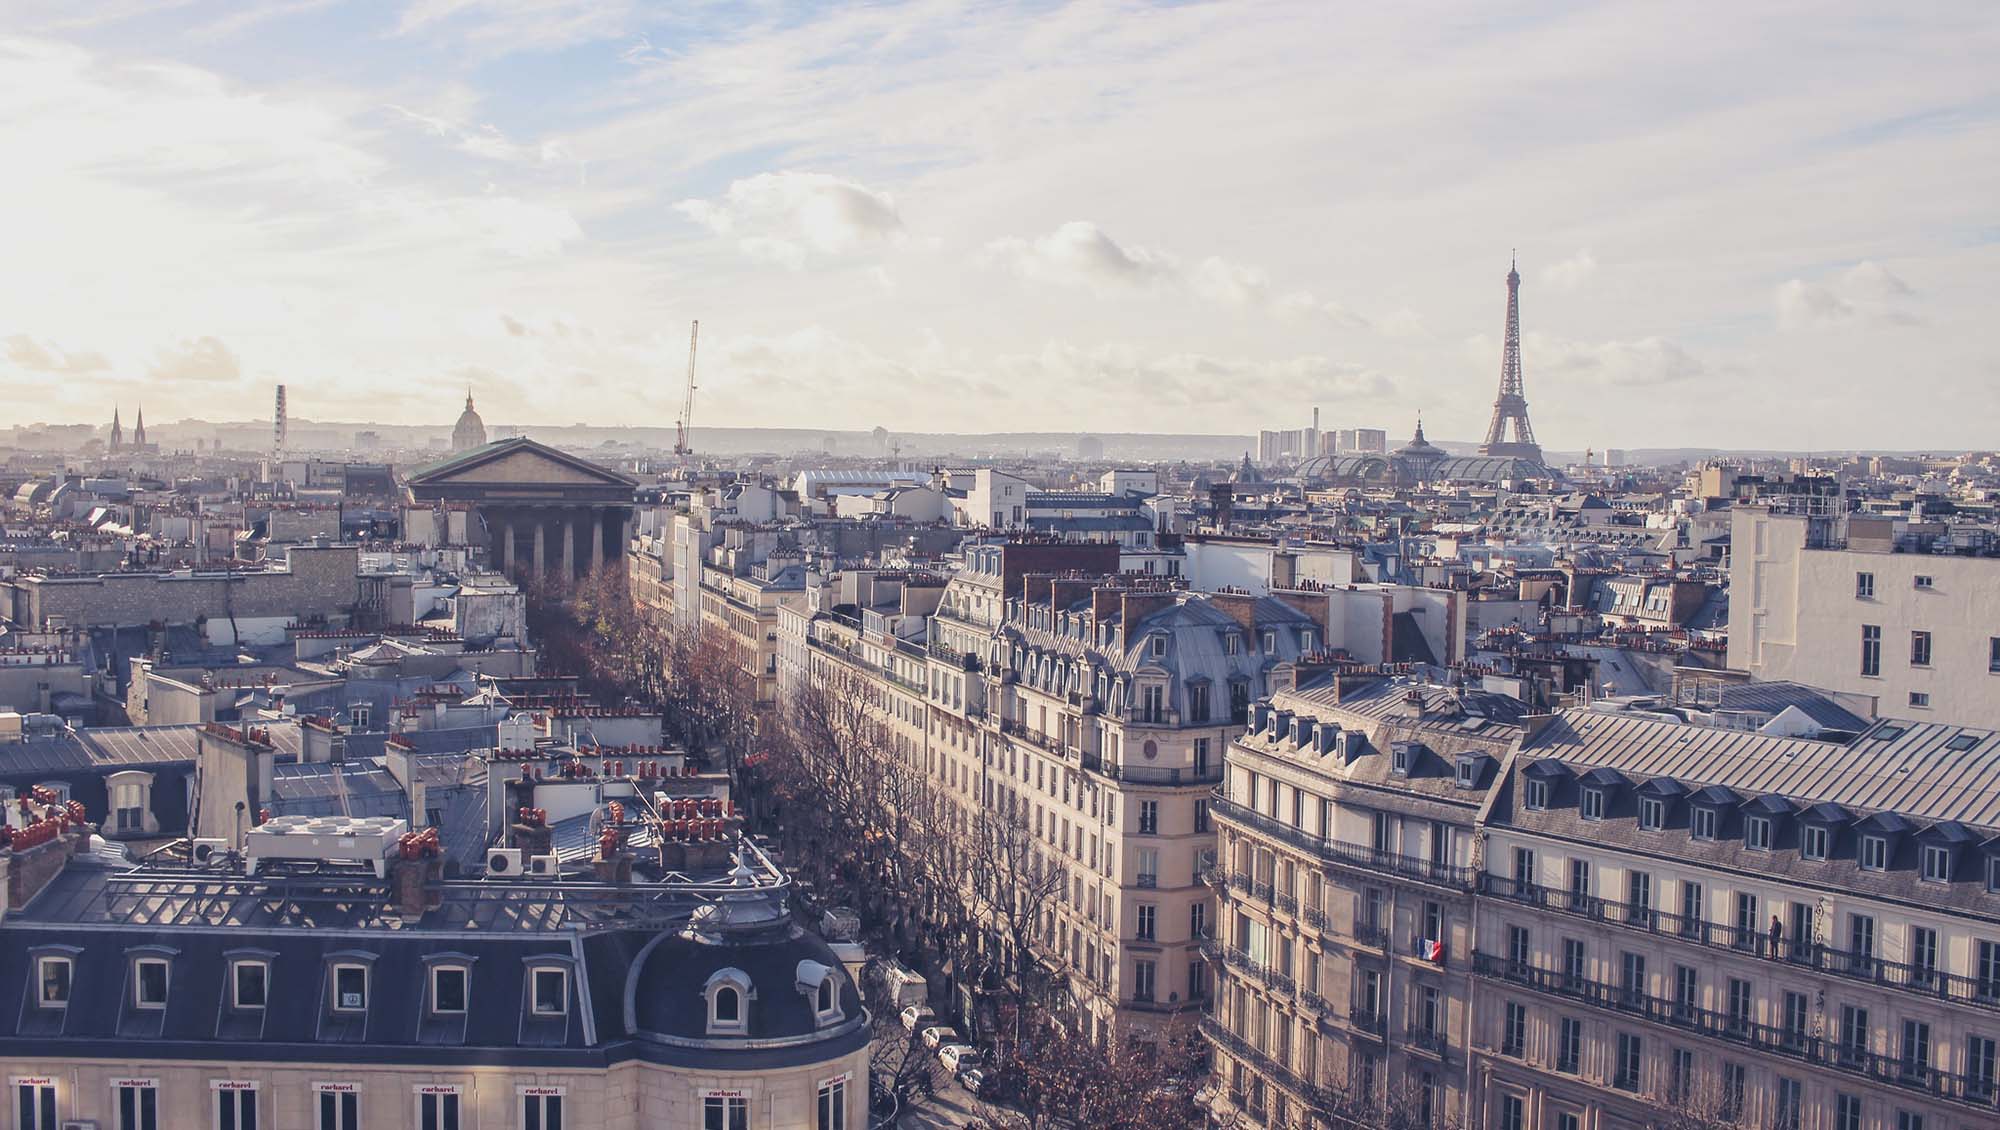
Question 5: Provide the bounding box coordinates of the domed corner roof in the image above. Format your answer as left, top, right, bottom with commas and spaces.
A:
626, 928, 863, 1044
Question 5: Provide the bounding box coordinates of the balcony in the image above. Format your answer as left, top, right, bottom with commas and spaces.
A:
1198, 1016, 1337, 1112
1482, 874, 2000, 1013
1469, 953, 2000, 1116
1348, 1007, 1387, 1038
1405, 1025, 1449, 1059
1200, 864, 1227, 889
1079, 752, 1223, 787
1273, 891, 1299, 916
1351, 922, 1390, 950
1301, 905, 1328, 931
1211, 793, 1475, 890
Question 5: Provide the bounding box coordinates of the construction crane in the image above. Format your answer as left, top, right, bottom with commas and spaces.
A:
674, 319, 699, 467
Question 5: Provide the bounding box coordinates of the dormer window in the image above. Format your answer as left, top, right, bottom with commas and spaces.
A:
1455, 755, 1486, 790
1225, 634, 1242, 657
36, 955, 72, 1009
1692, 807, 1718, 841
1263, 631, 1276, 655
1300, 629, 1316, 652
1639, 798, 1665, 831
1149, 634, 1167, 658
332, 964, 368, 1012
1801, 825, 1829, 861
1860, 835, 1888, 871
233, 959, 269, 1010
431, 966, 468, 1014
531, 967, 569, 1016
1524, 779, 1548, 811
1922, 844, 1953, 883
1391, 744, 1411, 776
1746, 816, 1773, 851
705, 968, 753, 1035
134, 957, 170, 1010
797, 959, 844, 1027
1581, 788, 1604, 821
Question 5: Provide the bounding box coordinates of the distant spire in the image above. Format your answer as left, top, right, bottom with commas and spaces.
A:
109, 407, 123, 450
134, 404, 146, 447
1413, 413, 1426, 443
466, 385, 475, 411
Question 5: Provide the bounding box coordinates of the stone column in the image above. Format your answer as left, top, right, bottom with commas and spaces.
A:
533, 518, 546, 577
500, 518, 515, 580
563, 517, 576, 579
591, 510, 605, 574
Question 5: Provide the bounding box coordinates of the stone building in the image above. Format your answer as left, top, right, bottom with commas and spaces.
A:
406, 437, 637, 584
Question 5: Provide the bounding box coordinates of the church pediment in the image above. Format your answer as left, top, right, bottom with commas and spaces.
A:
408, 438, 637, 490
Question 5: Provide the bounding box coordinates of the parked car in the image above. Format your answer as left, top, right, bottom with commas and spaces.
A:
957, 1066, 989, 1096
938, 1043, 980, 1071
920, 1024, 959, 1049
899, 1005, 935, 1032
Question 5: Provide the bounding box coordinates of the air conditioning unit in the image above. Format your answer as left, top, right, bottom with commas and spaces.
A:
487, 848, 524, 876
528, 854, 560, 877
191, 838, 230, 865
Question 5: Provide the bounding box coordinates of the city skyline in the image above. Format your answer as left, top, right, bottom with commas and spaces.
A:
2, 2, 1994, 447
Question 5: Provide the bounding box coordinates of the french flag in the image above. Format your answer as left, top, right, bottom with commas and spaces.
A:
1423, 939, 1445, 963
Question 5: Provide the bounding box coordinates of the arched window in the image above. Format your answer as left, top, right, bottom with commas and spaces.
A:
715, 986, 740, 1022
818, 978, 834, 1012
704, 968, 754, 1035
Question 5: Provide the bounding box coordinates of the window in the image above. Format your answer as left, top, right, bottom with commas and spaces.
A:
532, 967, 568, 1015
1455, 756, 1480, 788
118, 1081, 159, 1130
1969, 1034, 1997, 1101
1557, 1016, 1581, 1073
1637, 797, 1663, 830
1137, 848, 1159, 887
1802, 824, 1828, 860
1911, 926, 1939, 986
1836, 1095, 1863, 1130
1148, 634, 1166, 658
1726, 977, 1751, 1032
1670, 1048, 1695, 1104
417, 1089, 461, 1130
214, 1084, 258, 1130
1561, 938, 1586, 991
1225, 633, 1241, 656
1134, 959, 1155, 1002
1497, 1094, 1523, 1130
1513, 847, 1535, 892
704, 1094, 749, 1130
1860, 835, 1888, 871
520, 1090, 562, 1130
1502, 1001, 1525, 1056
1914, 575, 1934, 590
35, 956, 71, 1009
1136, 904, 1156, 942
1850, 915, 1877, 974
1621, 952, 1647, 1005
1990, 637, 2000, 674
1862, 625, 1882, 676
1856, 571, 1875, 598
16, 1081, 56, 1130
1922, 844, 1952, 882
314, 1086, 358, 1130
229, 960, 267, 1010
1733, 891, 1758, 950
1391, 744, 1410, 775
816, 1077, 848, 1130
1138, 801, 1158, 835
332, 964, 367, 1012
1524, 778, 1548, 810
1190, 902, 1206, 939
1675, 965, 1697, 1021
432, 966, 468, 1014
1902, 1018, 1932, 1080
1910, 692, 1930, 708
1897, 1113, 1924, 1130
1746, 816, 1772, 851
1581, 788, 1604, 821
1839, 1005, 1870, 1061
1507, 925, 1530, 972
135, 957, 170, 1009
1691, 805, 1717, 840
1980, 940, 2000, 1000
1990, 856, 2000, 893
1911, 630, 1932, 666
1719, 1063, 1746, 1121
1614, 1031, 1642, 1090
715, 986, 741, 1022
1262, 631, 1276, 655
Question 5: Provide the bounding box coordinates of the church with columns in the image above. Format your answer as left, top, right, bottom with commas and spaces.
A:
405, 435, 637, 583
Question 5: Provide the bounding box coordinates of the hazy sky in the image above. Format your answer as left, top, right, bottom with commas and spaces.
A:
2, 2, 1994, 449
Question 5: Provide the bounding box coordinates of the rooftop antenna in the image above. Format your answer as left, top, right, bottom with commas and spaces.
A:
273, 384, 288, 463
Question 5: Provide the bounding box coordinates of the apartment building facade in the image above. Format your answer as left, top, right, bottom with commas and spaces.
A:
1210, 679, 2000, 1130
1206, 670, 1520, 1128
1730, 507, 2000, 728
787, 541, 1324, 1048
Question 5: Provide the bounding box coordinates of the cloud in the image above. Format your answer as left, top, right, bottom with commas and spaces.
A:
982, 222, 1173, 290
1775, 279, 1854, 329
1539, 250, 1597, 291
676, 171, 902, 268
1526, 333, 1705, 387
4, 334, 110, 374
1842, 260, 1913, 298
148, 336, 241, 383
997, 342, 1397, 409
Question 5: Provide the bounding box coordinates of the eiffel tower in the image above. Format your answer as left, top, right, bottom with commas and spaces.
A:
1478, 254, 1544, 464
